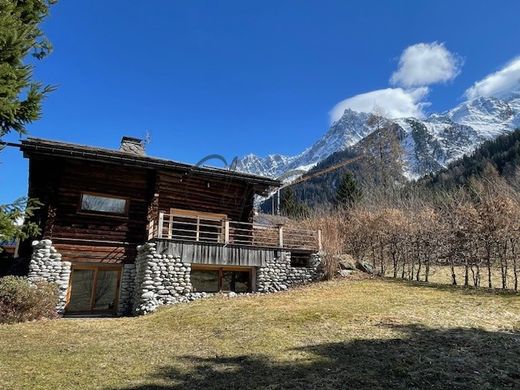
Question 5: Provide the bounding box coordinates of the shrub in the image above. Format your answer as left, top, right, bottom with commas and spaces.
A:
0, 276, 59, 324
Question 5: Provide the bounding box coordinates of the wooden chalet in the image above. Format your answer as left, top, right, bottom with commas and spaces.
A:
20, 137, 321, 315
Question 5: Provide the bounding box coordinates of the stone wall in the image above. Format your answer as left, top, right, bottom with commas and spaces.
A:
257, 251, 322, 293
256, 251, 290, 293
286, 253, 323, 286
117, 264, 136, 316
133, 242, 192, 315
27, 239, 71, 314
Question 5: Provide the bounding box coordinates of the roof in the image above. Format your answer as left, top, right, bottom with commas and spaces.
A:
20, 137, 280, 189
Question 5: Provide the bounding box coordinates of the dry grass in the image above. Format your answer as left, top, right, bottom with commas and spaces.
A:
0, 278, 519, 389
426, 265, 518, 289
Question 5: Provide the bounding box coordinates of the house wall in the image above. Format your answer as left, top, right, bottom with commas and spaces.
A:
256, 251, 323, 293
156, 170, 255, 222
128, 242, 322, 315
27, 157, 153, 264
24, 157, 259, 265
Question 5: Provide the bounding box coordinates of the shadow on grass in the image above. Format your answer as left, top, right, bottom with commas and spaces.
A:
119, 324, 520, 389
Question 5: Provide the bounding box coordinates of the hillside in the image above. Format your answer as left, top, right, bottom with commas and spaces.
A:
420, 127, 520, 189
0, 278, 518, 389
261, 127, 520, 209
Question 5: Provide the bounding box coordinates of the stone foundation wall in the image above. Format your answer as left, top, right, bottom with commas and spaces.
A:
128, 243, 323, 315
133, 242, 192, 315
286, 254, 323, 286
256, 251, 290, 292
117, 264, 136, 316
27, 239, 71, 314
257, 251, 323, 292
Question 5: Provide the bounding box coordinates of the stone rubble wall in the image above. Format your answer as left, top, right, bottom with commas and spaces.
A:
256, 251, 290, 293
117, 264, 136, 316
257, 251, 323, 293
27, 239, 71, 314
132, 242, 192, 315
286, 254, 323, 286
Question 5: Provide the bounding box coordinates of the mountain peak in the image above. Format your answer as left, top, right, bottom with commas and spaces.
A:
237, 95, 520, 180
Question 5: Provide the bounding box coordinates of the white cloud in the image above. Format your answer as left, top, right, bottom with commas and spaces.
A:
329, 87, 429, 123
390, 42, 462, 88
464, 56, 520, 99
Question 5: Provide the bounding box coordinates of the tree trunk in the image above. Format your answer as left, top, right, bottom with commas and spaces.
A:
464, 259, 469, 287
486, 244, 492, 289
450, 258, 457, 286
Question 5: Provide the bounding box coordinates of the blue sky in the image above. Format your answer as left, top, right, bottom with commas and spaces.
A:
1, 0, 520, 203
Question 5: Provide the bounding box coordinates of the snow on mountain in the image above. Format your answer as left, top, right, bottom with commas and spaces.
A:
237, 94, 520, 180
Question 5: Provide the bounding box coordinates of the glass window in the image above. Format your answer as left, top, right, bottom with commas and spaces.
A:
94, 270, 119, 311
291, 252, 311, 268
81, 193, 127, 214
191, 270, 220, 292
67, 269, 95, 312
222, 271, 250, 293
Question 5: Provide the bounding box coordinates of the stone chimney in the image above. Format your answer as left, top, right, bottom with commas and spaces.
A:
120, 136, 145, 156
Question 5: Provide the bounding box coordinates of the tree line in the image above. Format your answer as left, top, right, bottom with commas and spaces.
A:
297, 169, 520, 291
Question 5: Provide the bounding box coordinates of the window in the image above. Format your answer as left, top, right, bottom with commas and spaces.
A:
66, 266, 121, 313
290, 251, 311, 268
222, 271, 250, 293
191, 267, 251, 293
191, 270, 220, 293
80, 193, 128, 215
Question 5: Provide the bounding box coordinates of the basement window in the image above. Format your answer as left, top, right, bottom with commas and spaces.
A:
80, 193, 128, 215
290, 251, 312, 268
191, 267, 251, 293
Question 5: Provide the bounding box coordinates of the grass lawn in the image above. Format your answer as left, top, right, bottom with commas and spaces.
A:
1, 277, 519, 389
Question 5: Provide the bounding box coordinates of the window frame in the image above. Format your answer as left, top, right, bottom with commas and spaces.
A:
65, 264, 122, 314
190, 265, 252, 293
78, 192, 130, 217
290, 251, 312, 268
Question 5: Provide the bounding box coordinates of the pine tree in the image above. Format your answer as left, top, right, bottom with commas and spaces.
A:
336, 171, 362, 208
280, 187, 310, 219
0, 0, 55, 246
0, 0, 56, 136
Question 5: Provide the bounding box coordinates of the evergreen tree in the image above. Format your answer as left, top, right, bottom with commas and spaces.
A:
0, 0, 56, 247
336, 171, 362, 208
0, 0, 55, 136
280, 187, 310, 219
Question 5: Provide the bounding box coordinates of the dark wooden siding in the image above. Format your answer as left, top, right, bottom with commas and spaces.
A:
22, 156, 259, 265
157, 170, 255, 222
27, 157, 153, 264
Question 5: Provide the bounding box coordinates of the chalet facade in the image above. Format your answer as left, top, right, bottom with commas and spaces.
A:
20, 137, 322, 315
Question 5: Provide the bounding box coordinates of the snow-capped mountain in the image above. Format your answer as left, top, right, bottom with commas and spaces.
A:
236, 94, 520, 180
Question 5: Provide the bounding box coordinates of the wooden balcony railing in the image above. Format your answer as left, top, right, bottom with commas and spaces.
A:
148, 212, 322, 252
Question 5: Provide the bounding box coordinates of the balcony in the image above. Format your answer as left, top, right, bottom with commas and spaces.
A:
148, 211, 321, 252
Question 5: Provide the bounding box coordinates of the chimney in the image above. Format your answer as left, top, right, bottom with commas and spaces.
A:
120, 136, 145, 156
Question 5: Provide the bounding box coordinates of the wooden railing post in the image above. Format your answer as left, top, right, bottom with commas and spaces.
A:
158, 212, 164, 239
147, 219, 153, 240
278, 225, 284, 248
224, 219, 230, 244
317, 229, 322, 252
167, 214, 173, 239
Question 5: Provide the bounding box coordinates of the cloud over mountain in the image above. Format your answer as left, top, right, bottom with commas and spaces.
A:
465, 56, 520, 99
329, 87, 429, 123
329, 42, 461, 123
